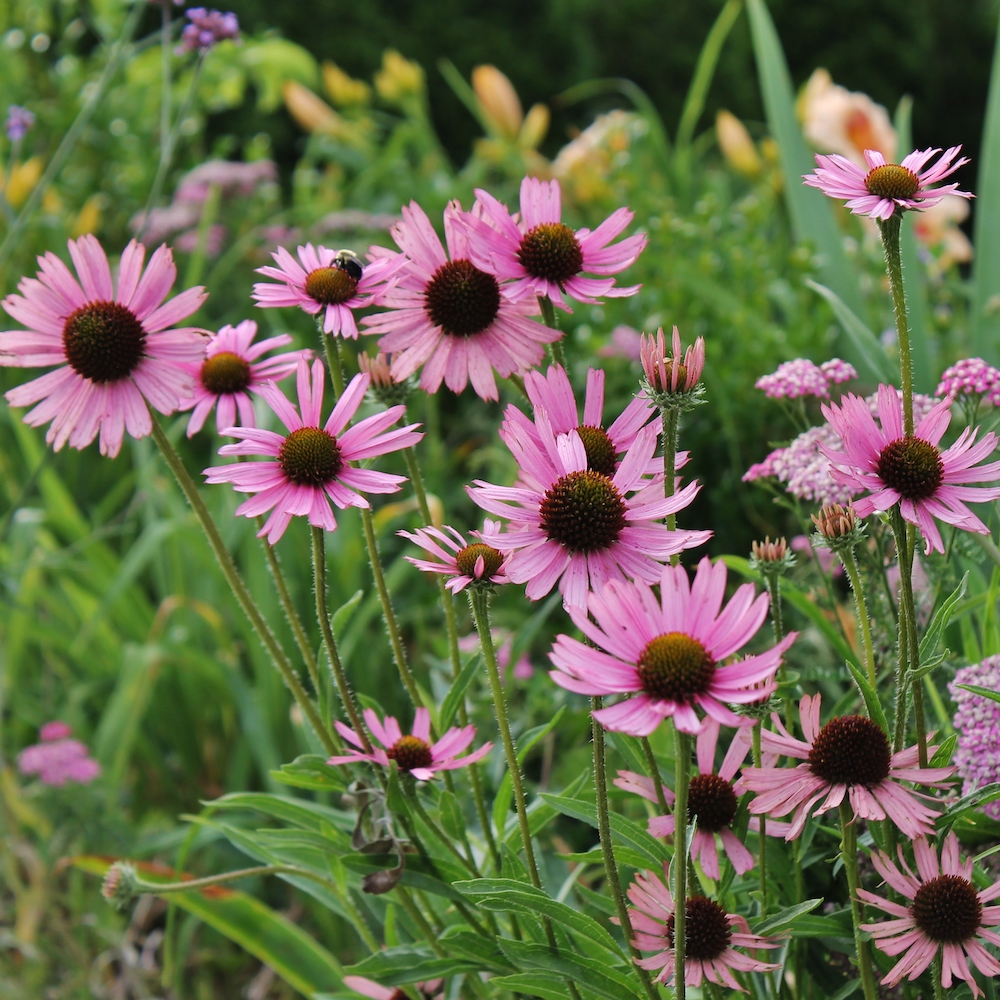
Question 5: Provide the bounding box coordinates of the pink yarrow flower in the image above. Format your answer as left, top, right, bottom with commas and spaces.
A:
463, 175, 647, 309
18, 723, 100, 786
204, 358, 422, 543
399, 520, 510, 592
821, 384, 1000, 553
253, 244, 401, 339
950, 657, 1000, 822
803, 146, 972, 220
362, 200, 558, 401
328, 707, 491, 781
738, 693, 955, 840
626, 864, 781, 991
549, 557, 796, 735
755, 359, 832, 400
178, 319, 311, 436
467, 407, 710, 608
0, 236, 207, 457
937, 357, 1000, 401
858, 832, 1000, 997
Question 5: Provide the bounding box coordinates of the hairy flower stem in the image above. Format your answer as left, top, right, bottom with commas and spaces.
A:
673, 727, 691, 1000
323, 331, 346, 398
537, 294, 567, 368
662, 409, 680, 568
592, 699, 661, 1000
129, 863, 337, 896
311, 526, 371, 752
751, 724, 767, 913
878, 214, 913, 435
149, 415, 336, 755
762, 573, 792, 727
838, 802, 879, 1000
840, 548, 878, 689
640, 736, 670, 814
931, 955, 946, 1000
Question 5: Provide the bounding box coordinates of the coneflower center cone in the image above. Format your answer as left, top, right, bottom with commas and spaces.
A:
424, 258, 501, 336
517, 222, 584, 283
278, 427, 342, 485
911, 874, 982, 943
576, 424, 616, 477
807, 716, 891, 787
386, 734, 434, 772
539, 470, 626, 551
455, 542, 503, 579
637, 632, 716, 702
304, 266, 358, 305
62, 301, 146, 382
687, 773, 738, 832
666, 897, 732, 961
864, 164, 920, 200
200, 351, 252, 395
876, 436, 944, 500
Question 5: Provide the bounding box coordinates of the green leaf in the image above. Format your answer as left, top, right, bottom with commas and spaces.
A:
955, 683, 1000, 706
271, 754, 348, 792
845, 659, 889, 734
745, 0, 863, 319
752, 898, 823, 935
72, 855, 342, 993
340, 853, 466, 900
972, 7, 1000, 360
344, 945, 481, 984
488, 974, 572, 1000
331, 588, 364, 634
204, 792, 353, 834
455, 878, 625, 958
921, 574, 970, 662
942, 783, 1000, 820
438, 649, 481, 731
438, 927, 517, 973
930, 733, 958, 768
804, 279, 895, 384
496, 938, 640, 1000
438, 790, 466, 840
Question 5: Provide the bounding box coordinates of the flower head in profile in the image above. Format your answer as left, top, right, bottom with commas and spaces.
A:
640, 326, 706, 414
626, 865, 781, 990
399, 520, 509, 592
803, 146, 972, 220
859, 833, 1000, 997
738, 693, 955, 840
821, 384, 1000, 553
463, 175, 646, 310
0, 236, 207, 457
328, 708, 491, 781
549, 557, 796, 735
204, 358, 422, 543
177, 7, 239, 54
18, 722, 100, 786
468, 408, 710, 608
178, 319, 310, 436
253, 244, 401, 339
362, 200, 558, 401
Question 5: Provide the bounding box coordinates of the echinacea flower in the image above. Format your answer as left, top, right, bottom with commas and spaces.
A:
463, 175, 646, 309
253, 244, 401, 339
640, 326, 706, 411
467, 408, 710, 608
803, 146, 972, 221
399, 520, 509, 592
821, 384, 1000, 553
549, 557, 796, 735
328, 707, 491, 781
204, 358, 422, 543
18, 723, 100, 786
626, 864, 781, 990
738, 693, 955, 840
178, 319, 310, 436
859, 833, 1000, 997
0, 236, 207, 457
362, 200, 558, 401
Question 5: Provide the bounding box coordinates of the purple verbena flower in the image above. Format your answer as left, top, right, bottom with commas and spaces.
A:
176, 8, 239, 54
6, 106, 35, 143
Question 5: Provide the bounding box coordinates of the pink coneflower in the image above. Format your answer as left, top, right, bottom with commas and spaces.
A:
253, 244, 400, 339
821, 384, 1000, 553
327, 707, 491, 781
738, 694, 955, 840
362, 200, 558, 401
803, 146, 972, 221
463, 176, 646, 309
859, 833, 1000, 997
343, 976, 443, 1000
627, 864, 781, 990
178, 319, 310, 436
203, 358, 422, 543
399, 520, 510, 592
18, 723, 100, 786
0, 236, 207, 457
616, 722, 783, 878
640, 326, 705, 397
549, 558, 796, 735
467, 408, 710, 608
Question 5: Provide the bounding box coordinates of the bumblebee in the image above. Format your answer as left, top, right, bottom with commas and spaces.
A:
333, 249, 364, 283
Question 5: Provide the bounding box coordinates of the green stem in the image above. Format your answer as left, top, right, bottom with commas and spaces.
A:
469, 591, 541, 887
640, 736, 670, 815
149, 415, 336, 755
662, 408, 681, 567
673, 727, 691, 1000
537, 294, 567, 368
323, 330, 346, 398
931, 954, 946, 1000
838, 802, 879, 1000
841, 547, 878, 689
395, 885, 446, 956
878, 214, 913, 435
763, 572, 792, 728
752, 724, 767, 913
406, 787, 479, 877
311, 525, 370, 752
592, 699, 661, 1000
133, 863, 336, 896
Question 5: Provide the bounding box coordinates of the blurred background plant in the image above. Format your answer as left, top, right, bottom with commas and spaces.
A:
2, 0, 1000, 996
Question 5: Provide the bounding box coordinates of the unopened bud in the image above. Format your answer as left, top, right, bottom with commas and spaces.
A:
360, 351, 409, 406
749, 536, 795, 576
322, 61, 372, 107
472, 65, 523, 140
101, 862, 139, 911
375, 50, 424, 104
812, 502, 865, 553
716, 110, 762, 178
640, 326, 707, 413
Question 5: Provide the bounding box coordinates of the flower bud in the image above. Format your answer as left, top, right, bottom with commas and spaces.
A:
375, 50, 424, 104
749, 536, 796, 576
640, 326, 707, 414
360, 351, 409, 406
812, 503, 856, 541
519, 103, 550, 150
101, 862, 139, 911
472, 65, 522, 140
323, 61, 372, 107
716, 110, 761, 178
